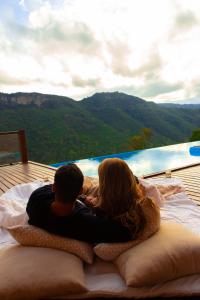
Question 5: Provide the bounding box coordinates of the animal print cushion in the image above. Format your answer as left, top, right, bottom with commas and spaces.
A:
7, 225, 94, 264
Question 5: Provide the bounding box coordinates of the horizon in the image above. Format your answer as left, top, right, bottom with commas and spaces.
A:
0, 0, 200, 104
1, 90, 200, 105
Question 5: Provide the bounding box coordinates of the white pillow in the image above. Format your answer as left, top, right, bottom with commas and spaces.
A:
145, 178, 185, 199
115, 222, 200, 287
94, 197, 160, 261
0, 245, 87, 300
7, 225, 93, 264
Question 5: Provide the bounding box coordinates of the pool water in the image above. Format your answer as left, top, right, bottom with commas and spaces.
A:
52, 141, 200, 177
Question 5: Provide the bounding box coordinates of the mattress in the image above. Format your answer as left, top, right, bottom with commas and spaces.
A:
1, 179, 200, 299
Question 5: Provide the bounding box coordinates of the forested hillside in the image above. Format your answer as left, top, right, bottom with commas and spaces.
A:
0, 92, 200, 164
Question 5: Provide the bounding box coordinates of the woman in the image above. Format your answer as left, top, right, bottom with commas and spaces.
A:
83, 158, 160, 240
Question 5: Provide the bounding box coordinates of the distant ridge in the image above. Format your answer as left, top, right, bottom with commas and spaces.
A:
82, 91, 146, 103
158, 103, 200, 109
0, 91, 200, 164
1, 91, 200, 107
0, 92, 74, 108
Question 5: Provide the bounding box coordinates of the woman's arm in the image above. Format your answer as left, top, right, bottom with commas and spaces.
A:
82, 176, 99, 196
138, 178, 164, 207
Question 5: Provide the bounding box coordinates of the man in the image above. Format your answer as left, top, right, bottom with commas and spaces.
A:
26, 164, 131, 243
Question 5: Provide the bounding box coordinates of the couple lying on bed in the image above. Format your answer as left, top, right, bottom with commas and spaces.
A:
26, 158, 160, 244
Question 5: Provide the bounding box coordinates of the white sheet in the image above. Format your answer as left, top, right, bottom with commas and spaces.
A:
1, 179, 200, 299
0, 180, 49, 244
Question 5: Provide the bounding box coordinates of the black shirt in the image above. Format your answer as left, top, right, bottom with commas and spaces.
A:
26, 184, 132, 244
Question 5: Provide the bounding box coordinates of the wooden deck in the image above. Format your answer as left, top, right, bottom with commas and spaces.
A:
0, 161, 199, 204
145, 162, 200, 204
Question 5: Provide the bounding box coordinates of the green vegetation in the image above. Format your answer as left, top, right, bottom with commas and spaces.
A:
189, 128, 200, 142
128, 128, 153, 150
0, 91, 200, 164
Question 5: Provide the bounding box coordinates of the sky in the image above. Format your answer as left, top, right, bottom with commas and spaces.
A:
0, 0, 200, 103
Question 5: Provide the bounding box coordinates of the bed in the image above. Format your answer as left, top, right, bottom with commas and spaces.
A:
1, 178, 200, 299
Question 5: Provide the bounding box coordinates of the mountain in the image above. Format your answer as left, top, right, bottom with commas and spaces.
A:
158, 103, 200, 109
0, 91, 200, 164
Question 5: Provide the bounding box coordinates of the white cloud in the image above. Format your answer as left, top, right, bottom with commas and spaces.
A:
19, 0, 25, 8
28, 2, 52, 28
0, 0, 200, 102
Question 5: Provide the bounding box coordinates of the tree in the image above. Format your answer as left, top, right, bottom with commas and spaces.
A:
189, 128, 200, 142
128, 128, 153, 150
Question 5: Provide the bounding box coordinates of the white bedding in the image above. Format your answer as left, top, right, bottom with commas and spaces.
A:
0, 178, 200, 298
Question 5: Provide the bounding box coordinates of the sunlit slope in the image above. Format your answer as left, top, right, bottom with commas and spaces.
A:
82, 92, 200, 145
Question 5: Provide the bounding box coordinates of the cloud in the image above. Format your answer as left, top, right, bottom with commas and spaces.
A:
103, 39, 163, 89
18, 0, 45, 11
72, 76, 101, 88
104, 48, 179, 99
0, 71, 29, 85
105, 39, 133, 77
35, 22, 100, 56
169, 9, 199, 42
97, 80, 183, 103
183, 79, 200, 103
134, 51, 163, 80
138, 81, 183, 98
0, 0, 200, 103
19, 0, 25, 8
174, 10, 198, 31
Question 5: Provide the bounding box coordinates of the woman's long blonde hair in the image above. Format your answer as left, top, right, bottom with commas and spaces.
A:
97, 158, 146, 237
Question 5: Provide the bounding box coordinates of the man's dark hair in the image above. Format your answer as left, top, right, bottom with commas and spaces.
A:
54, 164, 83, 203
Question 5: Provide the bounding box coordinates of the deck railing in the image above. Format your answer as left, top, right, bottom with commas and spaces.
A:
0, 130, 28, 165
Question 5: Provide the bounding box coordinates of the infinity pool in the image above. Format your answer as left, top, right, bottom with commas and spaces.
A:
52, 141, 200, 177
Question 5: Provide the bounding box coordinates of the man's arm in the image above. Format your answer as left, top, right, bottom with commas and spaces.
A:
64, 213, 132, 244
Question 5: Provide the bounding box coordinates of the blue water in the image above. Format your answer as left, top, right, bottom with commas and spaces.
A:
51, 141, 200, 177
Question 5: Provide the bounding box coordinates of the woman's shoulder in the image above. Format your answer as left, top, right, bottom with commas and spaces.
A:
140, 196, 159, 208
138, 178, 164, 207
139, 196, 160, 217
